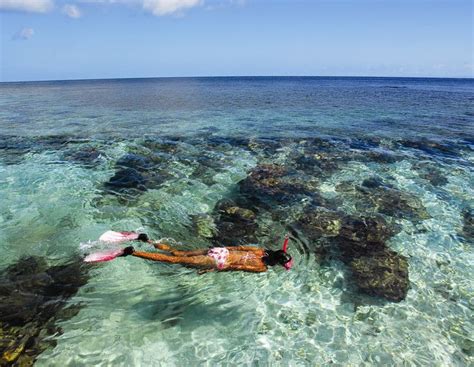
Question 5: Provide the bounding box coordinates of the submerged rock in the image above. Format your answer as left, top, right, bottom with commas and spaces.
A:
294, 207, 408, 302
104, 168, 147, 192
222, 206, 256, 221
247, 138, 282, 154
355, 184, 430, 221
299, 137, 338, 154
461, 208, 474, 241
339, 214, 398, 245
305, 152, 344, 174
211, 199, 258, 246
419, 169, 448, 187
0, 256, 88, 365
413, 162, 448, 186
364, 150, 404, 164
295, 207, 343, 239
336, 215, 408, 301
298, 138, 377, 174
0, 135, 93, 165
116, 153, 153, 172
192, 214, 217, 238
241, 164, 287, 184
0, 136, 33, 165
239, 164, 287, 199
349, 250, 409, 302
189, 164, 217, 186
398, 139, 460, 158
62, 146, 103, 167
141, 137, 181, 154
348, 137, 381, 150
239, 164, 313, 205
294, 154, 324, 173
336, 215, 398, 259
335, 180, 356, 193
335, 177, 429, 222
361, 177, 387, 189
206, 136, 249, 150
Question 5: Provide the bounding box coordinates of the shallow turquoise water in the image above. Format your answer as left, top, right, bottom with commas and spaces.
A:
0, 77, 473, 365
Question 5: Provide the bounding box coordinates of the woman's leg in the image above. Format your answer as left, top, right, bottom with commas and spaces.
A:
152, 242, 208, 257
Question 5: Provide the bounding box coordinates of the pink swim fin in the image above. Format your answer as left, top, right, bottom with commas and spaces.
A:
99, 230, 140, 243
84, 248, 124, 263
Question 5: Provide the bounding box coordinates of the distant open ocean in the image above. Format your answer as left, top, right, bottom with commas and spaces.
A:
0, 77, 472, 365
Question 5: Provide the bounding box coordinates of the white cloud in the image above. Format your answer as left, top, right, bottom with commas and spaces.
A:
77, 0, 206, 16
0, 0, 54, 13
0, 0, 204, 16
12, 27, 34, 40
142, 0, 202, 16
63, 4, 82, 17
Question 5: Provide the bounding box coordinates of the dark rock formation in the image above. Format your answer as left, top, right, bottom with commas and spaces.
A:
141, 137, 180, 154
461, 208, 474, 241
192, 214, 217, 238
349, 250, 409, 302
62, 146, 103, 167
0, 135, 89, 165
116, 153, 153, 172
413, 162, 448, 186
0, 257, 89, 365
334, 177, 429, 222
355, 184, 430, 221
211, 199, 258, 246
364, 150, 404, 164
294, 154, 324, 173
348, 138, 381, 151
104, 168, 147, 192
336, 215, 398, 259
303, 151, 347, 175
239, 164, 314, 205
335, 180, 356, 193
0, 136, 33, 165
398, 139, 460, 158
247, 138, 282, 156
295, 205, 408, 302
361, 177, 387, 189
295, 207, 342, 239
104, 151, 169, 194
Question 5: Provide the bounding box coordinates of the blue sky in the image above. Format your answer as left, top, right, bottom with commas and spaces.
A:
0, 0, 472, 81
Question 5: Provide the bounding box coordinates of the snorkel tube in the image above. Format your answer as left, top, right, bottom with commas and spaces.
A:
281, 234, 293, 270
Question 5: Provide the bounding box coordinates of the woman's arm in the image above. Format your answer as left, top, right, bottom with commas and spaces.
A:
132, 251, 214, 268
226, 246, 264, 254
227, 263, 267, 272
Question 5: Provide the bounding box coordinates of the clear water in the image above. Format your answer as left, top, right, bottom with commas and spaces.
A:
0, 77, 473, 365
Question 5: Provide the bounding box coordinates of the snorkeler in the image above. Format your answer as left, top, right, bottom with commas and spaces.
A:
85, 231, 293, 272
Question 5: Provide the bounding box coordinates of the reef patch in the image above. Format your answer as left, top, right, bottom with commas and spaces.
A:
0, 257, 89, 365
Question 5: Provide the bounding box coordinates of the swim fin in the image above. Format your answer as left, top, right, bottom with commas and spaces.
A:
98, 230, 148, 243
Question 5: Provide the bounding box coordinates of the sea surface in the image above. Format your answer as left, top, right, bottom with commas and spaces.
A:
0, 77, 473, 366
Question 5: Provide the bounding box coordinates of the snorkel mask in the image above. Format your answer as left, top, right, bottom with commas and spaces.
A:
281, 234, 293, 270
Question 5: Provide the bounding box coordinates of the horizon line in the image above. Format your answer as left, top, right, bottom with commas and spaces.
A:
1, 74, 473, 84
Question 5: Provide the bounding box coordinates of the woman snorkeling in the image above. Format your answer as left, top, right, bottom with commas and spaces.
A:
85, 231, 293, 273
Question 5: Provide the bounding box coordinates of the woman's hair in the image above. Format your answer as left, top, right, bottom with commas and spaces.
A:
262, 249, 292, 267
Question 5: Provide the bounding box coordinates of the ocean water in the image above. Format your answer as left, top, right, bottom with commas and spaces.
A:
0, 77, 472, 366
